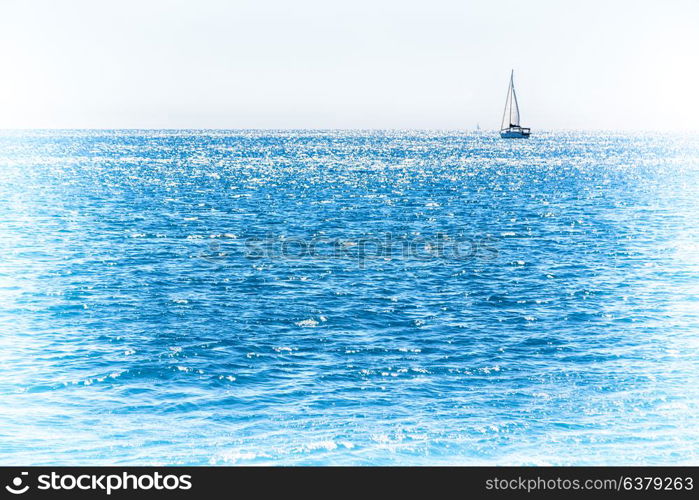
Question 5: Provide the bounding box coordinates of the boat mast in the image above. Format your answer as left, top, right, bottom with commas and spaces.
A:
500, 71, 513, 131
509, 70, 513, 127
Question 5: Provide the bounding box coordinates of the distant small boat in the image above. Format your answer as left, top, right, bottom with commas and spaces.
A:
500, 70, 530, 138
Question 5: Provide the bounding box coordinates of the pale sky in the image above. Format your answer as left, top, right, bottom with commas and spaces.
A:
0, 0, 697, 130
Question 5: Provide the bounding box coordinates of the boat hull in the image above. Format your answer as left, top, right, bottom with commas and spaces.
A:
500, 128, 531, 139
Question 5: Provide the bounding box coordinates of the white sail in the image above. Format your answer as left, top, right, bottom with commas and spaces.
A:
500, 70, 521, 130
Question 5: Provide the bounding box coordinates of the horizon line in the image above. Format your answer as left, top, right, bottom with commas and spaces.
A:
1, 127, 697, 133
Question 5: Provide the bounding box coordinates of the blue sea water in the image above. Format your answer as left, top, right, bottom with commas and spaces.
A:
1, 130, 698, 465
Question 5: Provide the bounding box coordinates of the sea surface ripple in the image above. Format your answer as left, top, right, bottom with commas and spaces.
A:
1, 130, 698, 465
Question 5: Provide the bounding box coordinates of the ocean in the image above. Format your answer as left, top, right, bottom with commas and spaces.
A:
1, 130, 698, 465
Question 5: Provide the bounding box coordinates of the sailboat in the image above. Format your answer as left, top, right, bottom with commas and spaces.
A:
500, 70, 530, 138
